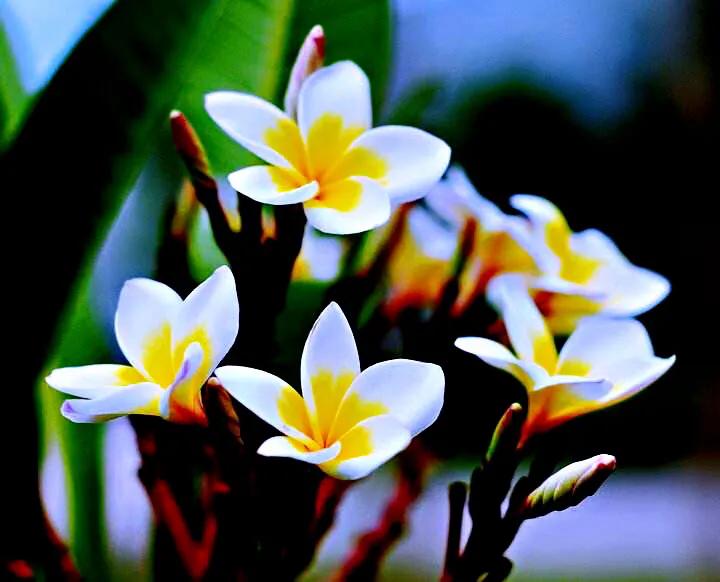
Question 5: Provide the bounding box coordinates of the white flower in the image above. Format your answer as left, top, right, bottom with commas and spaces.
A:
205, 61, 451, 235
216, 303, 444, 479
46, 267, 239, 424
511, 195, 670, 333
456, 274, 674, 442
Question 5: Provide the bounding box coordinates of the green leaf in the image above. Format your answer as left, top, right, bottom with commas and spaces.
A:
2, 0, 229, 576
176, 0, 393, 174
0, 23, 29, 150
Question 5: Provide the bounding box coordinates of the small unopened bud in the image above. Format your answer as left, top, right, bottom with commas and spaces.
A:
520, 454, 617, 519
284, 25, 325, 118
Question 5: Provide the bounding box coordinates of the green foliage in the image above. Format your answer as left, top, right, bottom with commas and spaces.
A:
0, 24, 28, 150
177, 0, 392, 174
1, 0, 392, 577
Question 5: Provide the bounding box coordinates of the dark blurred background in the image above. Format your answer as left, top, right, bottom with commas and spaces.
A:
2, 0, 717, 580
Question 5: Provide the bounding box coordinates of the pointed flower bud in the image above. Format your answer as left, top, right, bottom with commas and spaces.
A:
284, 25, 325, 119
519, 454, 616, 519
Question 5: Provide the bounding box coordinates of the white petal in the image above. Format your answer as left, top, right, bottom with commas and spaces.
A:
320, 415, 411, 480
300, 302, 361, 436
205, 91, 298, 168
304, 177, 390, 235
348, 126, 451, 203
527, 377, 614, 433
571, 229, 670, 315
557, 317, 675, 401
454, 336, 548, 389
297, 61, 372, 139
487, 274, 558, 371
46, 364, 145, 398
216, 365, 314, 444
330, 359, 444, 441
257, 437, 340, 464
114, 278, 182, 381
60, 383, 163, 423
227, 165, 318, 205
173, 265, 239, 377
510, 194, 565, 272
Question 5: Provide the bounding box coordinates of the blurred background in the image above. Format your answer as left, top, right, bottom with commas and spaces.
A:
2, 0, 717, 580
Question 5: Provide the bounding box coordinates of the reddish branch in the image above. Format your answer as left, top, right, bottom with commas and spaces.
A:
333, 442, 433, 581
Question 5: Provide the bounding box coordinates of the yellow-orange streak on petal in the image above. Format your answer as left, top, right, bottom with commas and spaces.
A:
115, 366, 146, 385
264, 118, 309, 175
545, 215, 601, 284
557, 359, 592, 377
328, 393, 387, 444
532, 334, 558, 373
323, 145, 388, 186
267, 166, 307, 193
305, 113, 365, 181
141, 322, 175, 387
309, 369, 356, 446
525, 384, 601, 441
277, 385, 315, 442
320, 423, 373, 475
536, 292, 601, 335
305, 179, 363, 212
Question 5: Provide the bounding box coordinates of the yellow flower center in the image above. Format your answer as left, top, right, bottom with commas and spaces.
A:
264, 114, 388, 211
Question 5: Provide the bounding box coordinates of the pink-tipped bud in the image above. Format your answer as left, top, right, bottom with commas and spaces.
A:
284, 25, 325, 119
520, 454, 617, 519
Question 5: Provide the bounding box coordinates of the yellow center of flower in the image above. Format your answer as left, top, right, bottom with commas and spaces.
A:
275, 368, 388, 464
264, 114, 388, 211
139, 323, 212, 390
545, 216, 601, 283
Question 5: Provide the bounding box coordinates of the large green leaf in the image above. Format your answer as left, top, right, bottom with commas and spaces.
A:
0, 23, 28, 149
8, 0, 390, 576
177, 0, 392, 174
2, 0, 227, 577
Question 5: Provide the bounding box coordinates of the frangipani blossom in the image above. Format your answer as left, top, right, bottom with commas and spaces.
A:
205, 61, 451, 235
511, 195, 670, 334
216, 303, 444, 480
426, 168, 539, 313
455, 275, 674, 442
47, 267, 239, 424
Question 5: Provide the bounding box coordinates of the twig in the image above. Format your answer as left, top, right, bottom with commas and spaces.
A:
441, 481, 467, 581
333, 442, 432, 582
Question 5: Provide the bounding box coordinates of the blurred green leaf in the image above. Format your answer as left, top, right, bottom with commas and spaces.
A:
177, 0, 392, 174
8, 0, 391, 576
0, 23, 29, 150
3, 0, 229, 577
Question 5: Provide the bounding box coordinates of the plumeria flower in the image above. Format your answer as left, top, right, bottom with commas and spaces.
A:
511, 195, 670, 334
426, 167, 539, 314
205, 59, 451, 235
380, 204, 457, 317
46, 267, 239, 424
455, 274, 674, 443
215, 303, 444, 480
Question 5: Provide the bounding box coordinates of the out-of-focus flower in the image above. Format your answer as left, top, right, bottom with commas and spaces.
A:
382, 204, 457, 317
292, 224, 345, 282
216, 303, 444, 479
455, 274, 674, 442
47, 267, 239, 424
205, 58, 451, 235
511, 195, 670, 334
427, 168, 539, 313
